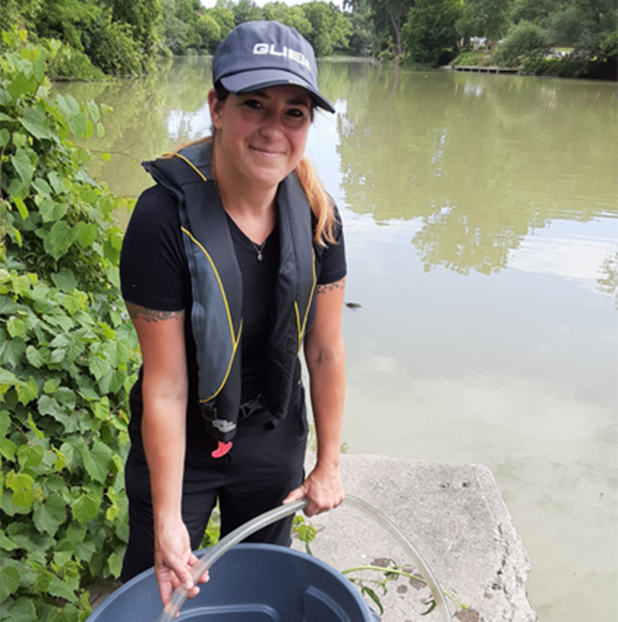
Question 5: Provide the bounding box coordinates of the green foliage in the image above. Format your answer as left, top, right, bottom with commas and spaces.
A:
84, 10, 148, 75
51, 41, 107, 81
459, 0, 514, 42
493, 20, 551, 66
0, 30, 140, 620
161, 0, 202, 55
292, 514, 318, 555
402, 0, 463, 66
301, 2, 352, 57
6, 0, 162, 78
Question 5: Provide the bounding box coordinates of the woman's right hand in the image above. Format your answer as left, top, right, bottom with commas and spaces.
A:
154, 518, 210, 607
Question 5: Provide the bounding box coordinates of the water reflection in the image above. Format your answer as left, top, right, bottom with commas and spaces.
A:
55, 60, 618, 622
334, 67, 617, 278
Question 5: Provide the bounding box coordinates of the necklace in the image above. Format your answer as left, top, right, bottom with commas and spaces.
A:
251, 239, 266, 261
212, 145, 272, 262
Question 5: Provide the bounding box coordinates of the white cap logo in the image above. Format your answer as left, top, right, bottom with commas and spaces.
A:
253, 43, 311, 70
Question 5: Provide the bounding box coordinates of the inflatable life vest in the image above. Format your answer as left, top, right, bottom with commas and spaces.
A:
142, 141, 316, 451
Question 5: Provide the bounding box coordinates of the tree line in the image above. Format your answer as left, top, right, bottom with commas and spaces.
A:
1, 0, 615, 83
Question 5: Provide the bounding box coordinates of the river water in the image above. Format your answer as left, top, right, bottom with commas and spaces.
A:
57, 58, 618, 621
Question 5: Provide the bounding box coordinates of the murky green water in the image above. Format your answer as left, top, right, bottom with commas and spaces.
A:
57, 58, 618, 621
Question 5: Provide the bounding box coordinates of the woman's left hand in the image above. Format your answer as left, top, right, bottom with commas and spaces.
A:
283, 462, 344, 516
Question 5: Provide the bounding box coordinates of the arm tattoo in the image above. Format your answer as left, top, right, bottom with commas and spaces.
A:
316, 277, 346, 295
125, 301, 183, 323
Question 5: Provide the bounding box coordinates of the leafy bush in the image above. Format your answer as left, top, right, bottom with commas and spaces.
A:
0, 30, 140, 621
493, 20, 551, 67
84, 12, 148, 76
51, 42, 106, 82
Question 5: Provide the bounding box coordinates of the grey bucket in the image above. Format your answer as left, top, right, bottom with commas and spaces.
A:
86, 543, 380, 621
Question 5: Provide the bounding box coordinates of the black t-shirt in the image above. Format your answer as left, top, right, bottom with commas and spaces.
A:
120, 184, 346, 456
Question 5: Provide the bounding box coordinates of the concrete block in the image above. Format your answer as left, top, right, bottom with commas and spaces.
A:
293, 453, 538, 622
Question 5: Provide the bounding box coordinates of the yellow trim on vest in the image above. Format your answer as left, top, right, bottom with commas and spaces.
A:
174, 153, 208, 182
181, 226, 242, 402
295, 250, 317, 355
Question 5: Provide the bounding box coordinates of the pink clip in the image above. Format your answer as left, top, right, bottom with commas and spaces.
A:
211, 440, 233, 458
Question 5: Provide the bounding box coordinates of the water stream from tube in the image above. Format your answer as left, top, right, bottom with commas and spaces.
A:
156, 496, 451, 622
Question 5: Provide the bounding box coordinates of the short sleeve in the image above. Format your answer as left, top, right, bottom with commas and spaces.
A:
316, 207, 347, 285
120, 186, 189, 311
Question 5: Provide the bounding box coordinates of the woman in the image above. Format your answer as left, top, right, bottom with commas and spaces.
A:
119, 21, 346, 606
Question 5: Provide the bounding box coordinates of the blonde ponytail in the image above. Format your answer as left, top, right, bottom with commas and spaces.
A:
295, 157, 338, 247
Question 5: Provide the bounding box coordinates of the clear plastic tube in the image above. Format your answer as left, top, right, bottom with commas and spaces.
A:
156, 498, 309, 622
344, 494, 451, 622
157, 495, 451, 622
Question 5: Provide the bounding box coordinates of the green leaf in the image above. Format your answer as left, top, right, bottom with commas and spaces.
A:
72, 491, 101, 524
15, 376, 38, 405
48, 171, 64, 194
8, 70, 38, 100
1, 438, 17, 461
48, 574, 78, 603
74, 222, 98, 249
33, 492, 66, 537
13, 196, 29, 220
0, 410, 10, 437
19, 107, 53, 140
56, 387, 76, 411
51, 268, 77, 292
0, 127, 9, 148
0, 566, 20, 602
361, 585, 384, 615
67, 112, 87, 138
10, 149, 35, 185
83, 439, 113, 483
88, 355, 111, 381
25, 345, 45, 368
0, 367, 19, 385
100, 152, 111, 162
17, 444, 44, 469
2, 596, 37, 621
53, 540, 74, 567
32, 176, 52, 197
7, 316, 26, 338
92, 398, 109, 420
55, 93, 80, 117
0, 338, 26, 368
74, 536, 96, 563
8, 473, 35, 509
25, 413, 44, 440
86, 101, 100, 122
43, 378, 60, 394
38, 198, 67, 222
108, 552, 123, 578
46, 221, 76, 260
37, 396, 67, 424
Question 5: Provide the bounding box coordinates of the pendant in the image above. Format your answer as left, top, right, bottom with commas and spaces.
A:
257, 251, 263, 261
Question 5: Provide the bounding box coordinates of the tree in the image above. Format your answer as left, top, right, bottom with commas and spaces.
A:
402, 0, 463, 65
492, 20, 551, 66
367, 0, 416, 58
107, 0, 163, 52
262, 3, 313, 39
345, 0, 375, 56
161, 0, 202, 54
459, 0, 513, 42
301, 2, 351, 57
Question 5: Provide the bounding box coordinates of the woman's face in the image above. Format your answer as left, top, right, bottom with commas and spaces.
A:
209, 85, 312, 191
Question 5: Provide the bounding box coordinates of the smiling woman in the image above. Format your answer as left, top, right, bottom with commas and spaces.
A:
118, 20, 348, 609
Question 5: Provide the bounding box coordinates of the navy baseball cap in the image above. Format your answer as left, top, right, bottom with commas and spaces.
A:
212, 21, 335, 113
